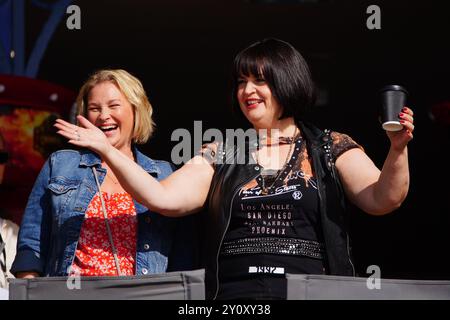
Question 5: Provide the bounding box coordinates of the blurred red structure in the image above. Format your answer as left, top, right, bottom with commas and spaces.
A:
430, 101, 450, 126
0, 74, 76, 224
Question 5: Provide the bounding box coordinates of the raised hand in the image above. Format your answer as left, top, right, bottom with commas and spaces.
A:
54, 115, 113, 157
386, 106, 415, 151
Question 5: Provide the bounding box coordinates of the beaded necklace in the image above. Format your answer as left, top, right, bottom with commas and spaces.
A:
256, 127, 298, 195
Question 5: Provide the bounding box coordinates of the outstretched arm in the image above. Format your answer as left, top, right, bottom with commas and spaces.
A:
55, 116, 214, 216
335, 107, 414, 215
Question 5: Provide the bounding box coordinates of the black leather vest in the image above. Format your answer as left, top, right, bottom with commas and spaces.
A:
203, 121, 355, 299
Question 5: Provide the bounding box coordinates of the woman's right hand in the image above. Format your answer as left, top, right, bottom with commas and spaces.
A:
54, 115, 113, 157
16, 272, 39, 279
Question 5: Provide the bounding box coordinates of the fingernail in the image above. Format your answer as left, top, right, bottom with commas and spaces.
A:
399, 113, 404, 118
400, 120, 405, 123
402, 107, 407, 112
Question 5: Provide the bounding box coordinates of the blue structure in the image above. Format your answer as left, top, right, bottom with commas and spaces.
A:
0, 0, 72, 77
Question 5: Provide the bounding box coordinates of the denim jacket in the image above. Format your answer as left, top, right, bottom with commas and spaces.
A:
11, 147, 198, 276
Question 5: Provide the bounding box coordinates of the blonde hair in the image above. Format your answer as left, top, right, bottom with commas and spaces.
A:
76, 69, 155, 144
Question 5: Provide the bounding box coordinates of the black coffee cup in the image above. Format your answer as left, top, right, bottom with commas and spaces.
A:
380, 85, 408, 131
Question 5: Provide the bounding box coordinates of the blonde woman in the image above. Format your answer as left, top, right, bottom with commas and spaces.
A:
12, 69, 197, 278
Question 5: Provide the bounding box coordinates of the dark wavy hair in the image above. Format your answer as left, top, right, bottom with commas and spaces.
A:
231, 38, 316, 123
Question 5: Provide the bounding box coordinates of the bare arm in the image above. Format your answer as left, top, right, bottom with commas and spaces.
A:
55, 116, 214, 216
335, 107, 414, 215
102, 147, 214, 216
335, 147, 408, 215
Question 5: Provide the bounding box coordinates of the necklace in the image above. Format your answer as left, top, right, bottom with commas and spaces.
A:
259, 135, 296, 147
256, 127, 298, 195
106, 172, 119, 185
103, 150, 133, 186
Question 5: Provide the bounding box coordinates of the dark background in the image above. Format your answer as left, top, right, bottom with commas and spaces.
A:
27, 0, 450, 279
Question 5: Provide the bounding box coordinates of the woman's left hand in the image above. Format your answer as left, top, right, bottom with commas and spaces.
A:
386, 106, 414, 151
54, 115, 113, 156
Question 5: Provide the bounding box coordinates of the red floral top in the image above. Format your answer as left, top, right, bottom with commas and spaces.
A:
71, 192, 137, 276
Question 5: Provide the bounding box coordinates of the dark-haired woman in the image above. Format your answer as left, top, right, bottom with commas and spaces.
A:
55, 39, 414, 299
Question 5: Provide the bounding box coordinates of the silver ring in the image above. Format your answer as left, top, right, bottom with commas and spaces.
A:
73, 129, 80, 141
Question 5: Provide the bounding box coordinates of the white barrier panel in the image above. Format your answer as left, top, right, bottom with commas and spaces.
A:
286, 274, 450, 300
9, 269, 205, 300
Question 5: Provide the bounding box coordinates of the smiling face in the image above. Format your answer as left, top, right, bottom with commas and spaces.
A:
237, 73, 283, 129
86, 81, 135, 152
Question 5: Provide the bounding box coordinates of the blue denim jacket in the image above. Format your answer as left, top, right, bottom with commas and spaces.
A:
11, 147, 198, 276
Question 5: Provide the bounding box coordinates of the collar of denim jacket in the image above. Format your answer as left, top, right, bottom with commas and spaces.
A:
133, 147, 161, 175
79, 146, 161, 176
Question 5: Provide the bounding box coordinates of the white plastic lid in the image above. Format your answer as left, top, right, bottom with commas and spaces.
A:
382, 121, 403, 131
